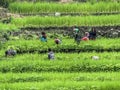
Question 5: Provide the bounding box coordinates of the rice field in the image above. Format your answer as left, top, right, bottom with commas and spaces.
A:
0, 23, 18, 31
0, 81, 120, 90
0, 0, 120, 90
0, 36, 119, 90
11, 14, 120, 27
0, 72, 119, 90
0, 51, 120, 89
2, 38, 120, 53
9, 2, 120, 14
1, 14, 120, 32
0, 52, 120, 72
0, 72, 119, 83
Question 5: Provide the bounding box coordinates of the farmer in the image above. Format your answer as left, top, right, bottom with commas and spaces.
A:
48, 48, 54, 60
74, 34, 81, 45
40, 32, 47, 42
72, 26, 81, 44
82, 32, 89, 41
89, 27, 97, 40
55, 38, 61, 45
5, 47, 17, 57
73, 26, 79, 35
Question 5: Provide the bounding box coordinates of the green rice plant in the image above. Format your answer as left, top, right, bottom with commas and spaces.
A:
0, 81, 119, 90
11, 14, 120, 27
0, 72, 119, 83
0, 52, 120, 72
2, 52, 120, 61
3, 38, 120, 53
1, 0, 119, 8
0, 23, 18, 31
9, 2, 120, 14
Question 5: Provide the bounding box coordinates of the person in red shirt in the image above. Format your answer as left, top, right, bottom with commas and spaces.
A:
82, 32, 89, 41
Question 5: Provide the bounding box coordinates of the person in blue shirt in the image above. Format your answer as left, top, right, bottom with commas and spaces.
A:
40, 32, 47, 42
5, 47, 17, 57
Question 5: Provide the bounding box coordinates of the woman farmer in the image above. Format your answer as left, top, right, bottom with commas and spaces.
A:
40, 32, 47, 42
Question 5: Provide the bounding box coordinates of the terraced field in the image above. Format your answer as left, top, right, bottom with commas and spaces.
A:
0, 0, 120, 90
0, 52, 120, 72
2, 38, 120, 53
9, 2, 120, 14
0, 72, 119, 90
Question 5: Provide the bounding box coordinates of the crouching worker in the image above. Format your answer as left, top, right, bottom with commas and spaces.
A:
55, 38, 61, 45
74, 34, 81, 45
5, 47, 17, 57
92, 56, 99, 60
40, 32, 47, 42
82, 32, 89, 41
48, 48, 54, 60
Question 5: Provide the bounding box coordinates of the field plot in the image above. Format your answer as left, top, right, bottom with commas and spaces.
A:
0, 0, 120, 90
9, 2, 120, 14
0, 23, 18, 31
0, 72, 119, 90
11, 15, 120, 27
3, 38, 120, 53
0, 52, 120, 72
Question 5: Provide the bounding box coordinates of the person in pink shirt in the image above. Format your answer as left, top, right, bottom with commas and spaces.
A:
82, 32, 89, 41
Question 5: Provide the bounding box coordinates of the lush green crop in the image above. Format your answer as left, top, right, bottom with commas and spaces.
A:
0, 23, 18, 31
1, 0, 120, 89
0, 81, 120, 90
1, 0, 119, 8
1, 52, 120, 61
0, 72, 119, 82
9, 2, 120, 14
0, 52, 120, 72
3, 38, 120, 53
11, 15, 120, 27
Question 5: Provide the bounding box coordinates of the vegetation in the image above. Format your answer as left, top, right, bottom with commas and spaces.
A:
0, 72, 119, 83
0, 23, 18, 31
0, 0, 120, 89
0, 53, 120, 72
3, 38, 120, 53
0, 81, 120, 90
0, 72, 119, 90
11, 15, 120, 27
9, 2, 120, 14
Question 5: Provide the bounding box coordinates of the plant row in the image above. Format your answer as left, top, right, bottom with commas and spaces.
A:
0, 72, 119, 83
1, 52, 120, 61
0, 23, 18, 31
0, 81, 120, 90
9, 2, 120, 14
3, 38, 120, 53
1, 0, 120, 8
11, 15, 120, 27
0, 53, 120, 72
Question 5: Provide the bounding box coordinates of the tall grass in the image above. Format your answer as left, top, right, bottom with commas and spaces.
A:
0, 52, 120, 72
4, 38, 120, 53
0, 23, 18, 31
0, 72, 119, 83
0, 81, 120, 90
9, 2, 120, 14
2, 52, 120, 61
11, 14, 120, 27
